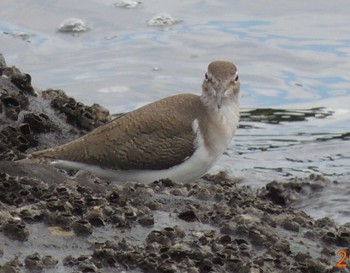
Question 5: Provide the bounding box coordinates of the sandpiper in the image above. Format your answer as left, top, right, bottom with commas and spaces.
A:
24, 61, 240, 183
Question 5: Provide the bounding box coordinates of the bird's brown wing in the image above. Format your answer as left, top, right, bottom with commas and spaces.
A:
30, 94, 204, 170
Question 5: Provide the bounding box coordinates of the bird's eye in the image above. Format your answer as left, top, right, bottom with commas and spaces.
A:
234, 73, 239, 82
205, 73, 213, 82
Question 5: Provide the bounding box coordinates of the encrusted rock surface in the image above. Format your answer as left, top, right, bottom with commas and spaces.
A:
0, 55, 110, 161
0, 53, 348, 273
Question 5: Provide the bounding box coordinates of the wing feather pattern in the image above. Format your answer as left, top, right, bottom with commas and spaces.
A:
30, 94, 204, 170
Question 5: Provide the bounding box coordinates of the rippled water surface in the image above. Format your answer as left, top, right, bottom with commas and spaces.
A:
0, 0, 349, 223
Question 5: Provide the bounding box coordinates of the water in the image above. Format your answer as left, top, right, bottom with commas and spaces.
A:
0, 0, 349, 223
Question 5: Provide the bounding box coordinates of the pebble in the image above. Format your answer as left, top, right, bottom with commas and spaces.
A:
72, 219, 93, 236
147, 13, 183, 27
58, 18, 89, 33
3, 219, 29, 241
114, 0, 141, 8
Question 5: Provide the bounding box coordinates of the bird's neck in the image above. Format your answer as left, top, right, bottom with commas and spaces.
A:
198, 96, 240, 155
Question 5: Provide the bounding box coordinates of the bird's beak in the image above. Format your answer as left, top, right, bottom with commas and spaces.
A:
216, 90, 223, 109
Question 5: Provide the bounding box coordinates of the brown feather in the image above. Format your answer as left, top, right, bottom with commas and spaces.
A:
30, 94, 206, 170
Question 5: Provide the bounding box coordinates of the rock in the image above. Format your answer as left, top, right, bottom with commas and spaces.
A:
0, 53, 345, 273
3, 219, 30, 241
24, 253, 44, 271
72, 219, 93, 236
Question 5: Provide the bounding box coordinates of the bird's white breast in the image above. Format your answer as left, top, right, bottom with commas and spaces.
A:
206, 100, 239, 156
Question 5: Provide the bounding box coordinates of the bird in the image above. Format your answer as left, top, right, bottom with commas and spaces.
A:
23, 61, 240, 183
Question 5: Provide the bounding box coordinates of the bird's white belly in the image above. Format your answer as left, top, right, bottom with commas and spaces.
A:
52, 141, 216, 183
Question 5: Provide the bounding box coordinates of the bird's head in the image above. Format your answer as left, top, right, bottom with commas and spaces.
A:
201, 61, 240, 110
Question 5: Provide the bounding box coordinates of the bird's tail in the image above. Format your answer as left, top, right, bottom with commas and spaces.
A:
16, 157, 38, 164
17, 148, 57, 164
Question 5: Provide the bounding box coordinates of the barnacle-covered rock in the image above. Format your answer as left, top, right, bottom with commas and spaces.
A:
24, 253, 44, 272
178, 208, 198, 222
2, 66, 35, 96
85, 207, 105, 227
47, 89, 110, 131
0, 257, 21, 273
23, 112, 56, 133
72, 219, 93, 236
146, 230, 171, 246
3, 219, 30, 241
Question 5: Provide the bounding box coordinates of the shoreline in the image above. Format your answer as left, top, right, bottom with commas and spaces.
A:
0, 53, 347, 272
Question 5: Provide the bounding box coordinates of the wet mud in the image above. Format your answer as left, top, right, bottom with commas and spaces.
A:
0, 53, 348, 273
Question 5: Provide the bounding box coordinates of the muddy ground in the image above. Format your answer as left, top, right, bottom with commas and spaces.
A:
0, 53, 348, 273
